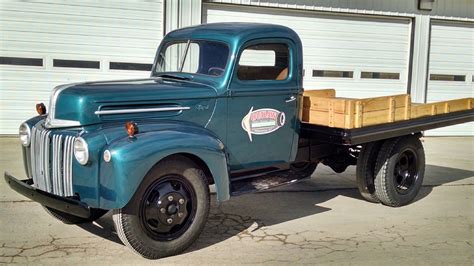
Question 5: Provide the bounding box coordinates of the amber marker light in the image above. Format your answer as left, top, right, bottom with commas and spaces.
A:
125, 121, 139, 137
36, 103, 47, 115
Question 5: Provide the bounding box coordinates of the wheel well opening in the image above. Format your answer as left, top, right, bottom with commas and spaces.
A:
162, 153, 215, 185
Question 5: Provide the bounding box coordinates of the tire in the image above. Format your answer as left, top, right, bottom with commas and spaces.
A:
290, 162, 318, 178
374, 135, 425, 207
43, 206, 107, 224
356, 141, 383, 203
112, 156, 210, 259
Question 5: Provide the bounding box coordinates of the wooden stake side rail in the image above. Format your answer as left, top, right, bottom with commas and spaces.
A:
301, 89, 474, 129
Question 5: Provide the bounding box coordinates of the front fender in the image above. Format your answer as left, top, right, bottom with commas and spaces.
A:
98, 127, 229, 209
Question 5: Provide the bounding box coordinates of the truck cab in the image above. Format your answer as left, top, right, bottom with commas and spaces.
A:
156, 23, 304, 171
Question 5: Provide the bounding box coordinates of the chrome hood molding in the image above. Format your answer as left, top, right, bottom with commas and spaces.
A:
45, 83, 82, 129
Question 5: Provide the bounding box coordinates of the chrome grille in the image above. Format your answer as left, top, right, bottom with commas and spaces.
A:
30, 124, 75, 196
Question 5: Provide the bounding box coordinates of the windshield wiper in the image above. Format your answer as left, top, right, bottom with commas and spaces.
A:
156, 74, 190, 81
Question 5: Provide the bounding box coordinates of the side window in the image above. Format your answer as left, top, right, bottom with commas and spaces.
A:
237, 43, 289, 81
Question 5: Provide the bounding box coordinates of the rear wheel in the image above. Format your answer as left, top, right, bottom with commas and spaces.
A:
374, 135, 425, 207
43, 206, 107, 224
356, 141, 383, 203
112, 156, 210, 259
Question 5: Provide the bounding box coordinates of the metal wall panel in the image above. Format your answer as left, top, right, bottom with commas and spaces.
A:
204, 3, 411, 98
205, 0, 474, 19
425, 21, 474, 136
0, 1, 164, 134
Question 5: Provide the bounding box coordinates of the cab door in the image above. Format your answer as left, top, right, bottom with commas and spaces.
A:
226, 40, 299, 170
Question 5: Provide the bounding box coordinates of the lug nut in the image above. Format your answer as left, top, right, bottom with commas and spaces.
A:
178, 212, 184, 218
167, 218, 173, 224
178, 198, 185, 204
157, 200, 162, 206
168, 195, 174, 201
160, 208, 166, 213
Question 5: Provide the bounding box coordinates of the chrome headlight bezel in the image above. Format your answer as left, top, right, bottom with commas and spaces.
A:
73, 137, 89, 165
19, 123, 31, 147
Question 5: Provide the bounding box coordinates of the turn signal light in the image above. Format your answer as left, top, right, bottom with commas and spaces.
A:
125, 121, 139, 137
36, 103, 46, 115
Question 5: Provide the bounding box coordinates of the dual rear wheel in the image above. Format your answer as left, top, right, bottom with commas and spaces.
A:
356, 135, 425, 207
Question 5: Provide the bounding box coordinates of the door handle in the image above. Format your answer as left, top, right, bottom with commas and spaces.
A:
285, 95, 296, 103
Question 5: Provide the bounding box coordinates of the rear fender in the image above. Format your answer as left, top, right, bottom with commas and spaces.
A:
98, 127, 229, 209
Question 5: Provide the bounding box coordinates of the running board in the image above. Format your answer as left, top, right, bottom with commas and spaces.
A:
230, 169, 308, 196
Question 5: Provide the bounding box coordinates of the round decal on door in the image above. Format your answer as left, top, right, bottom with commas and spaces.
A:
241, 107, 286, 142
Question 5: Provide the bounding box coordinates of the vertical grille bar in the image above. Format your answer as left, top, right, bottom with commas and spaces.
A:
42, 130, 51, 193
30, 127, 38, 187
28, 125, 75, 197
52, 135, 57, 194
63, 136, 75, 197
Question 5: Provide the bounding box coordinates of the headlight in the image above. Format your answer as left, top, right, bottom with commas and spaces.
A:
74, 137, 89, 165
19, 123, 31, 147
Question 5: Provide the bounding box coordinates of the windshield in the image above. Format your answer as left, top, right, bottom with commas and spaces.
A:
154, 40, 229, 77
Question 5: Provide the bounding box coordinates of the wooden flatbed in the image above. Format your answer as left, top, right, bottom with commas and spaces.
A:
300, 89, 474, 145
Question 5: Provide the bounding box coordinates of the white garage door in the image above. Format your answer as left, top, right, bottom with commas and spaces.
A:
425, 21, 473, 136
0, 1, 164, 135
204, 3, 411, 98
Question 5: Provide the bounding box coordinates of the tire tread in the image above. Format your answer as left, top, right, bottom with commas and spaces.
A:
112, 156, 210, 259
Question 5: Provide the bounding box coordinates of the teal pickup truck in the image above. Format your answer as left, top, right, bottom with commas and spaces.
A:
5, 23, 473, 259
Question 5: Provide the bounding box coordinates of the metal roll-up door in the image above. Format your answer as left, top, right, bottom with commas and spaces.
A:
203, 3, 411, 99
0, 1, 164, 134
425, 21, 473, 136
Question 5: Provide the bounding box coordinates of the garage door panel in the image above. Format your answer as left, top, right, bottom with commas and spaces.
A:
1, 11, 161, 31
0, 20, 160, 40
426, 21, 473, 136
1, 31, 159, 49
1, 40, 156, 58
0, 69, 150, 83
424, 123, 473, 136
0, 1, 163, 134
204, 3, 411, 98
1, 1, 162, 21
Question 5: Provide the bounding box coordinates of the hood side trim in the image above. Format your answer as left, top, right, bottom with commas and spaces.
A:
94, 106, 191, 115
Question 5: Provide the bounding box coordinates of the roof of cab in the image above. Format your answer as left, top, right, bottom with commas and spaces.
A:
165, 22, 302, 47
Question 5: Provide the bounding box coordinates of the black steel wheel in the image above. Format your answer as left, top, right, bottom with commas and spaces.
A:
113, 156, 210, 259
374, 135, 425, 207
140, 175, 197, 241
290, 162, 318, 178
43, 206, 107, 224
356, 141, 383, 203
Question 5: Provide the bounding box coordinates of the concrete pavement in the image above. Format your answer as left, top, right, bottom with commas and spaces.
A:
0, 137, 473, 264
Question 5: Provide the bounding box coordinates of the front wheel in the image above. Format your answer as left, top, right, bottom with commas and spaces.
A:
374, 135, 425, 207
113, 156, 210, 259
290, 162, 318, 178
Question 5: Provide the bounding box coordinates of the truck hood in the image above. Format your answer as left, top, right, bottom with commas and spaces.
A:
45, 78, 218, 128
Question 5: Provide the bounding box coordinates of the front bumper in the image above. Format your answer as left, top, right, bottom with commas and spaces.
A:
4, 172, 91, 218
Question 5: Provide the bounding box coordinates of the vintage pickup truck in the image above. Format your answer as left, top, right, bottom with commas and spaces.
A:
5, 23, 473, 259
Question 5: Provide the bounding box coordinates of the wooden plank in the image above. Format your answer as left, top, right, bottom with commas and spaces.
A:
404, 95, 411, 120
304, 109, 346, 128
360, 94, 409, 112
388, 96, 395, 122
303, 96, 351, 112
354, 101, 363, 128
344, 101, 354, 128
361, 107, 408, 126
328, 101, 335, 127
303, 89, 336, 98
302, 91, 473, 129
